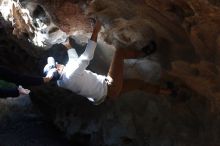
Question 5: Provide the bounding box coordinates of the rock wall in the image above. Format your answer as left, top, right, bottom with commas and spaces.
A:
1, 0, 220, 146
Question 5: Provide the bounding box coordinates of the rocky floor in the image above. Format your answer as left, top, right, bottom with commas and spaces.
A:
0, 96, 72, 146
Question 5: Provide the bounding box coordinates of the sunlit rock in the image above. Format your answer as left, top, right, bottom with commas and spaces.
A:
0, 0, 67, 48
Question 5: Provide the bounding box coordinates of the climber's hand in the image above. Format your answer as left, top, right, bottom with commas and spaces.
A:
18, 85, 30, 95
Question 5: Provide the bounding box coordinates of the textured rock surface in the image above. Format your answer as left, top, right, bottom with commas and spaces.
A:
0, 0, 220, 146
0, 96, 72, 146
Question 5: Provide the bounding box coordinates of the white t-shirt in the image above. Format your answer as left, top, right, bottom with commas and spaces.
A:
57, 40, 108, 105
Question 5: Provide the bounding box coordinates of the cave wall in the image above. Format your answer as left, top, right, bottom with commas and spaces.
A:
1, 0, 220, 146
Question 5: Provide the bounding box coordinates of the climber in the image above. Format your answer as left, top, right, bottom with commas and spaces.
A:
44, 20, 174, 105
0, 66, 51, 98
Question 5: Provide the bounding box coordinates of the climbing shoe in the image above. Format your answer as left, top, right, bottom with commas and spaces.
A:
165, 81, 178, 98
141, 40, 157, 56
68, 36, 77, 48
165, 81, 191, 103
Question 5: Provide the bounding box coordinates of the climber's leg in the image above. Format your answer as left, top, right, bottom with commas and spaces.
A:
106, 48, 144, 98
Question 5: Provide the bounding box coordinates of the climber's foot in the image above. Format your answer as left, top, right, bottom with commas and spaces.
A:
141, 40, 157, 57
165, 81, 191, 103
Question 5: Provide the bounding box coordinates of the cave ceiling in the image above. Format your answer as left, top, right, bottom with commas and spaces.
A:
0, 0, 220, 109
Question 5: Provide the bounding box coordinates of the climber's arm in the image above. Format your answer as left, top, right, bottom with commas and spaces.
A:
0, 66, 45, 86
75, 20, 101, 73
0, 85, 30, 98
0, 87, 19, 98
90, 20, 101, 43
